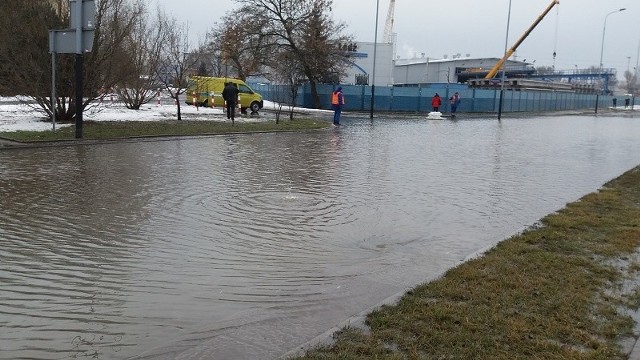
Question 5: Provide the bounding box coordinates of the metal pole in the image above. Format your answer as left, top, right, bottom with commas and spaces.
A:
75, 54, 83, 138
74, 0, 84, 138
596, 8, 626, 114
51, 52, 56, 131
370, 0, 379, 119
633, 39, 640, 109
498, 0, 512, 121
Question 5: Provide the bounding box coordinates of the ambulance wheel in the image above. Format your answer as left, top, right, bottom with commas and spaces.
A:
250, 101, 261, 114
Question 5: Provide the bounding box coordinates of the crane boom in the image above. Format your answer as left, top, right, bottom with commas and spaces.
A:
383, 0, 396, 43
485, 0, 559, 79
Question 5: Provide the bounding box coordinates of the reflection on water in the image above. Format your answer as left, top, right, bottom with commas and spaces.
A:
1, 114, 640, 359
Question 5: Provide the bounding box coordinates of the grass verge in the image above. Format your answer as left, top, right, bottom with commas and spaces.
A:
293, 167, 640, 359
0, 119, 330, 142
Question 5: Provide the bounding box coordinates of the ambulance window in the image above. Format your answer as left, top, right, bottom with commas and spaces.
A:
238, 85, 252, 94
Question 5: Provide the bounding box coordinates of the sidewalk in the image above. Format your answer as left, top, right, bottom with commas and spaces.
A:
0, 138, 25, 147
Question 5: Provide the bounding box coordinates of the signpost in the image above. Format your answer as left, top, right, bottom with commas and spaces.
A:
49, 0, 95, 138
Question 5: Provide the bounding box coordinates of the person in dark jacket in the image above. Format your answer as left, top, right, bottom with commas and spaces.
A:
222, 82, 240, 120
331, 86, 345, 125
449, 92, 461, 116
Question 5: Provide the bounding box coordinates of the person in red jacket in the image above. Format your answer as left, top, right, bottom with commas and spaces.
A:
431, 93, 442, 112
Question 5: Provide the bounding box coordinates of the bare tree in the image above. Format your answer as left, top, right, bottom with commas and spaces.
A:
0, 0, 147, 122
0, 0, 69, 109
621, 70, 637, 95
535, 66, 555, 75
196, 28, 226, 77
235, 0, 352, 108
269, 52, 306, 122
297, 1, 350, 85
208, 12, 270, 81
115, 6, 170, 110
156, 20, 202, 120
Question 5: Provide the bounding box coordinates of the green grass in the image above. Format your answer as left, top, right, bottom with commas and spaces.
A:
293, 167, 640, 360
0, 119, 331, 142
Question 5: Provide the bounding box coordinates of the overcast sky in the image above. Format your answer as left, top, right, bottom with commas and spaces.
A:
151, 0, 638, 78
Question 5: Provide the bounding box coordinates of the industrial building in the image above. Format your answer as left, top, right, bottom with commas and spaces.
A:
341, 47, 533, 87
338, 0, 534, 88
394, 56, 533, 86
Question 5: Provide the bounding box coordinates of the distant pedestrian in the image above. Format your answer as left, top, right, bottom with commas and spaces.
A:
450, 92, 461, 116
612, 98, 617, 108
222, 82, 239, 121
331, 86, 345, 125
431, 93, 442, 112
625, 97, 630, 109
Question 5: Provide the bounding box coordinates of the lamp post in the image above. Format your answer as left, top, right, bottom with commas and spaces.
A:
497, 0, 512, 121
436, 69, 451, 112
632, 40, 640, 109
370, 0, 380, 119
595, 8, 626, 114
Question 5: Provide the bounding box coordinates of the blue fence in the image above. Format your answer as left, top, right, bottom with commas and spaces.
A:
248, 82, 611, 114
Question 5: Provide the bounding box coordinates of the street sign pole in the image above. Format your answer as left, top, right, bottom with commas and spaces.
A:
48, 0, 95, 138
74, 0, 84, 139
74, 53, 83, 138
51, 51, 56, 131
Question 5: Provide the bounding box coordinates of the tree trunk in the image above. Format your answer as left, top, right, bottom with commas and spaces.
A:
176, 96, 182, 120
308, 79, 321, 109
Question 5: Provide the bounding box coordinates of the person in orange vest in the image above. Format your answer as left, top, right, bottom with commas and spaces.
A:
331, 86, 345, 125
431, 93, 442, 112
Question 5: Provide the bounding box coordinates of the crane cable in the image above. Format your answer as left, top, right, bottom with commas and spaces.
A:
552, 5, 559, 69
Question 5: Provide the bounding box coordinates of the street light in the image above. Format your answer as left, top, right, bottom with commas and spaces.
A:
595, 8, 626, 114
370, 0, 380, 119
633, 39, 640, 109
436, 69, 451, 112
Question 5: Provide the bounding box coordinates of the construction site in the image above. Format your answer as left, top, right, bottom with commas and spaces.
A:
251, 0, 623, 113
342, 0, 618, 96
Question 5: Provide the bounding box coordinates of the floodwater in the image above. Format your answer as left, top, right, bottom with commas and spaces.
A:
1, 113, 640, 359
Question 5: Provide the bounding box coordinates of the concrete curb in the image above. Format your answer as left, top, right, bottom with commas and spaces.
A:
278, 288, 411, 359
279, 246, 499, 359
628, 337, 640, 359
0, 138, 26, 147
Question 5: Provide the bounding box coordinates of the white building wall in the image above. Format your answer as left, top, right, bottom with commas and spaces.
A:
342, 42, 394, 87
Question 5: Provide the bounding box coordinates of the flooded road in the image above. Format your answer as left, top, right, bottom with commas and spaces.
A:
1, 113, 640, 359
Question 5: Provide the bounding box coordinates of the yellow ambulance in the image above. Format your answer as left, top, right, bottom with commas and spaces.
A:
186, 76, 264, 114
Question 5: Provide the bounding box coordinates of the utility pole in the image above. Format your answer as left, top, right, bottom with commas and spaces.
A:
371, 0, 380, 120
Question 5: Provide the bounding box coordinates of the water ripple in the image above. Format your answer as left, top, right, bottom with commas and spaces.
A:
2, 114, 640, 358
